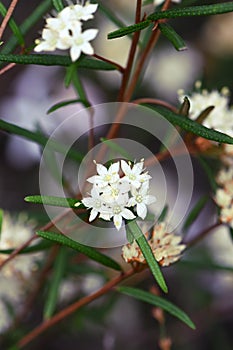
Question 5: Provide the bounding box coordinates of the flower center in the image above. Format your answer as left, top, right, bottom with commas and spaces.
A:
104, 174, 112, 182
129, 174, 136, 181
136, 194, 143, 203
95, 200, 102, 208
111, 188, 119, 197
113, 205, 121, 214
75, 37, 84, 45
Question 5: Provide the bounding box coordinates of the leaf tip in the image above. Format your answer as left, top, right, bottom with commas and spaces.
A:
178, 46, 187, 51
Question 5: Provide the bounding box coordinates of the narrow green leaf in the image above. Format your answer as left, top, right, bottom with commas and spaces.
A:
117, 286, 196, 329
64, 63, 77, 88
1, 0, 52, 55
52, 0, 64, 12
127, 220, 168, 293
126, 225, 134, 244
47, 99, 89, 114
71, 72, 90, 106
0, 209, 3, 236
198, 156, 217, 192
182, 195, 208, 232
0, 54, 117, 70
145, 105, 233, 145
0, 240, 52, 255
108, 20, 151, 39
0, 3, 24, 46
24, 195, 82, 209
37, 230, 123, 271
158, 23, 187, 51
98, 2, 127, 30
158, 205, 168, 223
100, 138, 133, 161
229, 227, 233, 242
180, 259, 233, 273
0, 119, 83, 162
148, 2, 233, 21
109, 3, 233, 40
44, 247, 67, 319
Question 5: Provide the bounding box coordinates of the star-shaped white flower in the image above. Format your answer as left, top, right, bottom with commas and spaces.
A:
127, 182, 156, 219
87, 161, 120, 188
34, 28, 59, 52
62, 25, 98, 62
101, 182, 130, 204
111, 204, 135, 231
73, 1, 98, 21
121, 159, 151, 189
46, 7, 76, 32
81, 186, 106, 222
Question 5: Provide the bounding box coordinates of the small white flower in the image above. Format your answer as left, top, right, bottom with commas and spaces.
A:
111, 204, 135, 231
87, 161, 120, 188
215, 188, 232, 208
34, 28, 59, 52
0, 212, 43, 333
178, 86, 233, 135
101, 182, 130, 204
121, 159, 151, 189
82, 159, 155, 231
216, 167, 233, 186
122, 222, 186, 266
60, 25, 98, 62
34, 1, 99, 62
73, 1, 98, 21
46, 7, 76, 32
81, 186, 106, 221
127, 182, 156, 219
220, 206, 233, 226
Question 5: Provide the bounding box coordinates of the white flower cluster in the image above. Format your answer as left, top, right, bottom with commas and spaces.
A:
0, 213, 42, 333
178, 84, 233, 136
80, 159, 156, 231
122, 222, 186, 267
34, 1, 98, 62
153, 0, 181, 6
215, 168, 233, 228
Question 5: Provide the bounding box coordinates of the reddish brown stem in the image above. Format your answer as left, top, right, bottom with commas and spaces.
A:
18, 268, 135, 348
0, 62, 16, 75
0, 0, 19, 40
117, 0, 142, 101
93, 53, 125, 73
132, 98, 178, 113
185, 222, 221, 247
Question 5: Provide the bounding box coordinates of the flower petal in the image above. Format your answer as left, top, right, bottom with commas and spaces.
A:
113, 214, 122, 230
137, 203, 147, 219
82, 28, 99, 41
70, 45, 81, 61
89, 208, 98, 222
122, 208, 136, 220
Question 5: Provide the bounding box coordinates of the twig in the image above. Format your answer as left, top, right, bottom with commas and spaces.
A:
93, 53, 125, 73
0, 234, 38, 271
0, 62, 16, 75
18, 268, 135, 348
132, 98, 178, 113
117, 0, 142, 101
185, 222, 221, 247
0, 0, 19, 40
